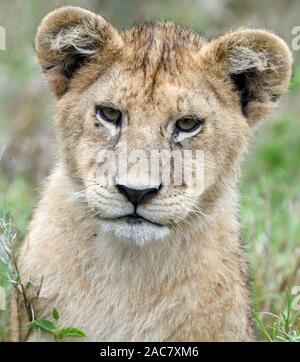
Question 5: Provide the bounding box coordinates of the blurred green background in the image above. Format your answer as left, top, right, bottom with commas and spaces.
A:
0, 0, 300, 341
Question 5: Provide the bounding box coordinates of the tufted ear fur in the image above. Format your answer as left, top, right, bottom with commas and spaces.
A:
201, 29, 293, 125
35, 6, 123, 97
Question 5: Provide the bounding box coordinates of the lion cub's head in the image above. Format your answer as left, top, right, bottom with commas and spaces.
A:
35, 6, 292, 245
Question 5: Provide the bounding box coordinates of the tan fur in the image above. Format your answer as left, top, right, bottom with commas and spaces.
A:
12, 6, 292, 341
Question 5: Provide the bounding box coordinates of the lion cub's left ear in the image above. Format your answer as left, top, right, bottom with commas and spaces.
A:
35, 6, 123, 97
201, 29, 293, 125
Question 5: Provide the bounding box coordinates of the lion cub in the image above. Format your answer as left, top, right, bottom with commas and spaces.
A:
12, 6, 292, 341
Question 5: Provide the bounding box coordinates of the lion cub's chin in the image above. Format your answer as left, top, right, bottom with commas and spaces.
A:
99, 219, 170, 246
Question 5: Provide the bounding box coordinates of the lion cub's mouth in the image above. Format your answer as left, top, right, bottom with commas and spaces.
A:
98, 212, 170, 244
102, 213, 164, 227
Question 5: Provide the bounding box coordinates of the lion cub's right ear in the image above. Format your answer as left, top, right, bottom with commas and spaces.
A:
35, 6, 123, 97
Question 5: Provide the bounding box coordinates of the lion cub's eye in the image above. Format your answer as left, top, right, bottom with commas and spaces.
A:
175, 117, 203, 133
96, 106, 122, 125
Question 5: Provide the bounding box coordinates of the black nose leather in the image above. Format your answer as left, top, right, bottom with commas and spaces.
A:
116, 184, 161, 207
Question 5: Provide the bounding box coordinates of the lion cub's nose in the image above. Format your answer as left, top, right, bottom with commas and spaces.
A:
116, 184, 161, 207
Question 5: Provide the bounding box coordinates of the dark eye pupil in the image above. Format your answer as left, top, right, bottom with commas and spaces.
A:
96, 106, 122, 124
176, 117, 201, 132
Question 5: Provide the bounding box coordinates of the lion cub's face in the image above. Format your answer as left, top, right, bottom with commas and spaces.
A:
36, 7, 292, 245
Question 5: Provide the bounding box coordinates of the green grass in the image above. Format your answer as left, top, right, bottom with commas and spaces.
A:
240, 113, 300, 340
254, 291, 300, 341
0, 175, 34, 237
0, 174, 35, 340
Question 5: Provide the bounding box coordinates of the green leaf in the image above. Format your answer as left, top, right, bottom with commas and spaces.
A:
52, 308, 60, 321
28, 319, 56, 335
59, 327, 86, 339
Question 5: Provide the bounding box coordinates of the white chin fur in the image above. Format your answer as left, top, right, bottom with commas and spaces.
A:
99, 220, 170, 246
